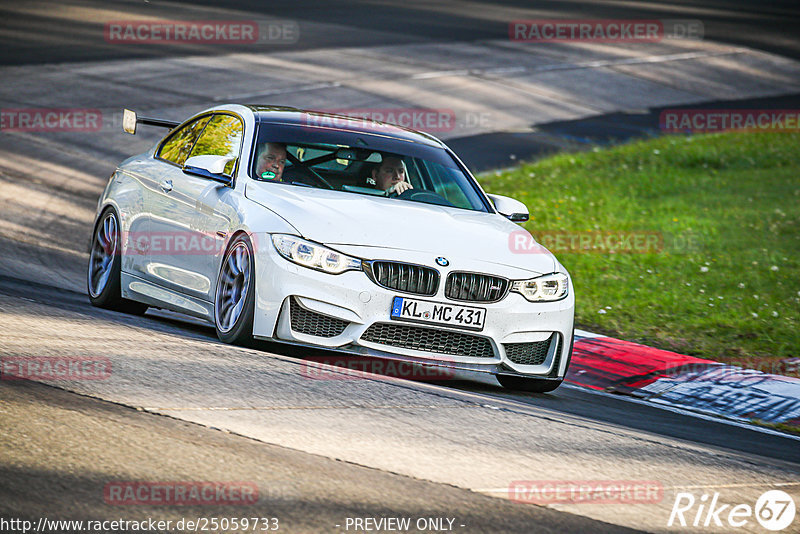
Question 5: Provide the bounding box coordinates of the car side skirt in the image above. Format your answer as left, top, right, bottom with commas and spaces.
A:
121, 272, 214, 322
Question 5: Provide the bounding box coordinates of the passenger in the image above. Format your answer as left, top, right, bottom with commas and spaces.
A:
255, 142, 287, 181
368, 155, 413, 195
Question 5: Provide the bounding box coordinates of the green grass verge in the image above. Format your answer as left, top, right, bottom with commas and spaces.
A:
750, 419, 800, 436
479, 132, 800, 363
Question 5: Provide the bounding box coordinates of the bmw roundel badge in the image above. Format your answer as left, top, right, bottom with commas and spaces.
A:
435, 257, 449, 267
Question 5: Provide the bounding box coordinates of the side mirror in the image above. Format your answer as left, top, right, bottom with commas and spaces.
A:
183, 155, 235, 185
487, 194, 529, 223
122, 109, 137, 135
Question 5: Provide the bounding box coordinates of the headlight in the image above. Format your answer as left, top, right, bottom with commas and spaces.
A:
271, 234, 362, 274
511, 272, 569, 302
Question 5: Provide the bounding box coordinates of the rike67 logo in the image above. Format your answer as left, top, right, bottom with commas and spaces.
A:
668, 490, 796, 531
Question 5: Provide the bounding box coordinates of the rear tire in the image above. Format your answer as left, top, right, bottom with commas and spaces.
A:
87, 208, 148, 315
214, 234, 256, 346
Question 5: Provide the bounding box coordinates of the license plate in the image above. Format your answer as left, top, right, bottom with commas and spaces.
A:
390, 296, 486, 331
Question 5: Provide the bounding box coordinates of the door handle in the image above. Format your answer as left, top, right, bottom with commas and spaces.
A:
159, 179, 173, 192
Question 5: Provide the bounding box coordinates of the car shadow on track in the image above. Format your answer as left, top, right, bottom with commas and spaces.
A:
5, 273, 800, 464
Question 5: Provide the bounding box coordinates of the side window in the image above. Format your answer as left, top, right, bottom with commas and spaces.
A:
157, 116, 212, 166
188, 114, 244, 176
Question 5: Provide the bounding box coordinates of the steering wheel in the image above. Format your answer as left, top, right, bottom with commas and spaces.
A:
394, 188, 455, 207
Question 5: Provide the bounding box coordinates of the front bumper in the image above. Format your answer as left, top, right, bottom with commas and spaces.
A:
251, 241, 575, 379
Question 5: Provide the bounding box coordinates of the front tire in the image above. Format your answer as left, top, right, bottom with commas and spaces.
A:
87, 208, 148, 314
214, 234, 256, 345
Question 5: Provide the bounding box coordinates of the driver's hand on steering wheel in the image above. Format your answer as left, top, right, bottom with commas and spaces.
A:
387, 181, 413, 195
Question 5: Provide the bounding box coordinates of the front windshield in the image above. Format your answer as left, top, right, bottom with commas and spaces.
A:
250, 130, 488, 212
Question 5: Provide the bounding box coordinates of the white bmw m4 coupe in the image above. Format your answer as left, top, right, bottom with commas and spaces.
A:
88, 105, 574, 392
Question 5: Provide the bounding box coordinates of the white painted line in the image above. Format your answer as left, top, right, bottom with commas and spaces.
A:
541, 50, 745, 72
412, 66, 528, 80
411, 50, 745, 80
215, 81, 341, 102
146, 404, 450, 411
476, 481, 800, 494
574, 329, 604, 339
412, 69, 470, 79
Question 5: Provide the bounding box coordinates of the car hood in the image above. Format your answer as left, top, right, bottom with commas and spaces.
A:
245, 182, 556, 276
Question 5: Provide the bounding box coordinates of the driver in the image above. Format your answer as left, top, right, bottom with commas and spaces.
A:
255, 142, 287, 181
368, 155, 413, 195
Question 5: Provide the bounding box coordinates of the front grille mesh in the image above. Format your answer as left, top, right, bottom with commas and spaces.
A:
368, 261, 438, 296
445, 272, 509, 302
361, 322, 495, 358
504, 335, 556, 365
290, 297, 349, 338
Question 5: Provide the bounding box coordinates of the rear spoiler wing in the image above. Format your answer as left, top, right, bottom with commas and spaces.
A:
122, 109, 180, 135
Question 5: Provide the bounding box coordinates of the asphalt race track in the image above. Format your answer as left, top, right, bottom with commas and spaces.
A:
1, 2, 800, 533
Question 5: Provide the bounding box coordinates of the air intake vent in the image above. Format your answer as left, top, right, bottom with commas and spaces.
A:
445, 272, 509, 302
504, 335, 556, 366
367, 261, 439, 296
290, 297, 349, 338
361, 322, 494, 358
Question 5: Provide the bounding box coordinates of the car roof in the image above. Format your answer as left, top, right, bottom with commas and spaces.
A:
247, 105, 447, 149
